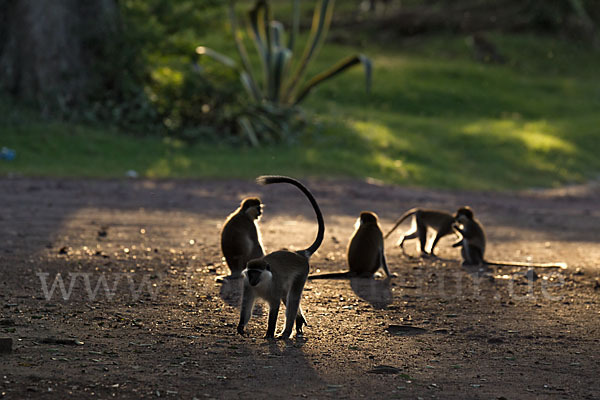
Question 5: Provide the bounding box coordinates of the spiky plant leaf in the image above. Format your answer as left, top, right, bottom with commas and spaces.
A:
283, 0, 335, 103
288, 0, 300, 52
238, 116, 260, 147
195, 46, 238, 69
228, 1, 260, 99
271, 47, 292, 102
241, 72, 262, 102
294, 54, 372, 105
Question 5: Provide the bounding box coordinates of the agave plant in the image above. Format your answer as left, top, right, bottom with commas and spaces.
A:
196, 0, 371, 145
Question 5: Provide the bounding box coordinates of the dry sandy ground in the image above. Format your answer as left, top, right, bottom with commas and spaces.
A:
0, 178, 599, 399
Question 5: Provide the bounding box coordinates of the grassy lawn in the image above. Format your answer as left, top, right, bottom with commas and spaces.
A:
1, 33, 599, 190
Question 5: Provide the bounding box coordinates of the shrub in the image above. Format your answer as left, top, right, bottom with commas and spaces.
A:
197, 0, 372, 145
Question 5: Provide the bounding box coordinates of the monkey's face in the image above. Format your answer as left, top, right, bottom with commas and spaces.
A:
243, 261, 271, 286
245, 204, 263, 220
455, 214, 470, 228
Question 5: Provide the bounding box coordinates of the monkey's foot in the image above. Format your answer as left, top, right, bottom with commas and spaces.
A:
277, 331, 293, 340
215, 274, 241, 283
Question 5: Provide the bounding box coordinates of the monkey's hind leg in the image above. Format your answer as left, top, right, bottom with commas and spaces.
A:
280, 285, 304, 339
429, 229, 450, 257
416, 220, 430, 257
295, 306, 308, 336
398, 229, 418, 256
461, 245, 484, 267
283, 298, 308, 335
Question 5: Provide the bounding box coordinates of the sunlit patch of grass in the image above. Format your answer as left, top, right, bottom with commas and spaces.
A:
462, 119, 575, 154
1, 33, 600, 190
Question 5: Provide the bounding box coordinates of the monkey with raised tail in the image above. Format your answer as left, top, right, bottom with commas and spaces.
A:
237, 176, 324, 339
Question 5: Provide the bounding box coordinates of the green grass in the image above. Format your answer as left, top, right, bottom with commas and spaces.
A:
1, 33, 600, 190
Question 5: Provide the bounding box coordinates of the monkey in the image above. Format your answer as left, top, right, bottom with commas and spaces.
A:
220, 197, 264, 280
308, 211, 393, 280
452, 207, 567, 269
237, 176, 324, 339
452, 207, 486, 266
384, 208, 462, 257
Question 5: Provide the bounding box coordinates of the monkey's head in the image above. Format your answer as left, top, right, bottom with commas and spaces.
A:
359, 211, 378, 225
454, 206, 473, 220
241, 197, 263, 220
454, 206, 474, 227
243, 259, 272, 287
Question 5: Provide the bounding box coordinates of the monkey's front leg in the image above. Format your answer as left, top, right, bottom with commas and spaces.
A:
265, 301, 280, 339
380, 252, 396, 278
237, 289, 255, 336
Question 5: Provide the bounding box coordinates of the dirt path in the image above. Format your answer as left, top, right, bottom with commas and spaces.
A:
0, 178, 599, 399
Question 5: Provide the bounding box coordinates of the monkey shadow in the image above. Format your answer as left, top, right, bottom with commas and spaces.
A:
461, 263, 494, 279
227, 336, 322, 396
262, 335, 308, 355
349, 277, 393, 309
218, 277, 243, 308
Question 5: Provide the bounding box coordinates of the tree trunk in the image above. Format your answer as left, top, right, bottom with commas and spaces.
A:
0, 0, 118, 112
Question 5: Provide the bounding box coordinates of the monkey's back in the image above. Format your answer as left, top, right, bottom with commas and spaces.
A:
470, 218, 486, 254
347, 224, 382, 275
262, 250, 309, 298
462, 217, 486, 255
221, 214, 263, 263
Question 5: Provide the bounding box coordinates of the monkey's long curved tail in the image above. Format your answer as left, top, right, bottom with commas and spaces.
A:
384, 208, 418, 239
256, 175, 324, 258
307, 271, 354, 280
485, 260, 567, 269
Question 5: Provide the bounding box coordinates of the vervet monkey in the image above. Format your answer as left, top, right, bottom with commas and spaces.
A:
385, 208, 461, 257
237, 176, 324, 339
453, 207, 567, 269
220, 197, 265, 280
309, 211, 392, 279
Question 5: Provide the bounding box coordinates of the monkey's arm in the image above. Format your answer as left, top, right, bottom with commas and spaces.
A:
265, 301, 280, 339
451, 224, 465, 247
237, 288, 256, 336
380, 251, 395, 278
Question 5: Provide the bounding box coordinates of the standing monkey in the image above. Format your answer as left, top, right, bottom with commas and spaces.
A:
220, 197, 265, 280
384, 208, 461, 257
309, 211, 392, 279
237, 176, 324, 339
